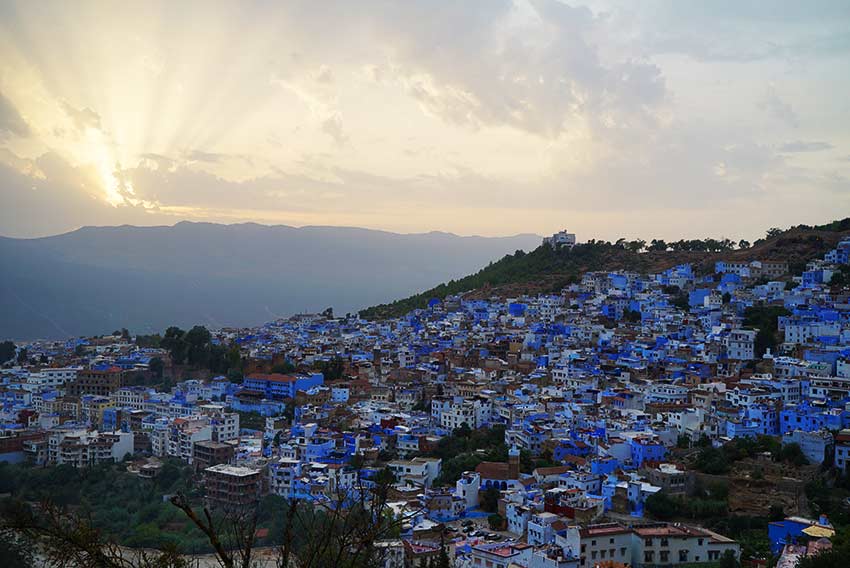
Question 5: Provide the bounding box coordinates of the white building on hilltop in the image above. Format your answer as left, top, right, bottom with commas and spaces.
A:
544, 230, 577, 249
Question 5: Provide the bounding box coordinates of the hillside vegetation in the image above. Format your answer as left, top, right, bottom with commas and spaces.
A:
360, 218, 850, 319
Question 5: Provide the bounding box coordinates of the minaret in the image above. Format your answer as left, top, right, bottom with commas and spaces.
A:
508, 445, 520, 479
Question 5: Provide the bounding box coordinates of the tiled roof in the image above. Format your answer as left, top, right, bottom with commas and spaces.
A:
475, 461, 512, 480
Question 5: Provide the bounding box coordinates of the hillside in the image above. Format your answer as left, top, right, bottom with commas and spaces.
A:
359, 219, 850, 319
0, 222, 540, 339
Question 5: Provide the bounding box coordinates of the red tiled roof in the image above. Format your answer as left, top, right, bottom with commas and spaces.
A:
580, 524, 632, 538
535, 465, 571, 476
563, 455, 587, 466
475, 461, 512, 480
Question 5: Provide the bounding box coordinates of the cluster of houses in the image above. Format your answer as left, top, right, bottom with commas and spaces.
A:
2, 237, 850, 567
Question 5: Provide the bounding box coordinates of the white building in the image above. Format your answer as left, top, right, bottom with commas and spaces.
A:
782, 430, 833, 464
387, 457, 441, 488
455, 471, 481, 509
48, 429, 134, 467
727, 329, 756, 361
544, 230, 577, 249
528, 512, 561, 545
25, 367, 81, 391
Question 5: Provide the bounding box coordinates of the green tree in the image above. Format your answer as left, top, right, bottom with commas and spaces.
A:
645, 492, 678, 521
623, 308, 642, 322
694, 446, 730, 475
317, 356, 345, 381
829, 265, 850, 288
480, 486, 501, 513
453, 423, 472, 439
0, 532, 35, 568
0, 341, 17, 364
184, 326, 212, 367
487, 513, 504, 530
149, 357, 164, 380
719, 549, 739, 568
161, 327, 187, 364
271, 360, 295, 374
136, 334, 162, 348
626, 239, 646, 253
778, 442, 808, 466
647, 239, 667, 252
672, 293, 690, 311
436, 534, 450, 568
743, 306, 791, 357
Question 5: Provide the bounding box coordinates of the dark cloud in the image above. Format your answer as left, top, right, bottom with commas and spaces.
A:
61, 101, 102, 131
184, 150, 226, 163
0, 92, 30, 138
274, 0, 666, 138
779, 141, 834, 153
0, 151, 167, 237
320, 115, 347, 145
757, 86, 799, 128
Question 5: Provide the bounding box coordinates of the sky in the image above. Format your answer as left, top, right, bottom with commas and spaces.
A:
0, 0, 848, 242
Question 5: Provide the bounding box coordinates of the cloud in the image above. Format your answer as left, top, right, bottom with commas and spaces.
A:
778, 140, 834, 153
320, 114, 347, 145
0, 92, 30, 138
185, 150, 226, 163
757, 86, 799, 128
271, 64, 348, 144
271, 0, 666, 139
60, 101, 102, 132
1, 0, 848, 241
619, 0, 850, 62
0, 150, 168, 238
388, 0, 666, 137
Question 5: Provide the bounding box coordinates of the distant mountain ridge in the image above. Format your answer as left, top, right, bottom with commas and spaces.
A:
0, 222, 540, 339
360, 218, 850, 319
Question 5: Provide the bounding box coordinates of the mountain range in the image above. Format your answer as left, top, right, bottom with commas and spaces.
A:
0, 222, 540, 339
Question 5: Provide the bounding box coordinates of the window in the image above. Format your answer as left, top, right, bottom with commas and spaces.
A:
644, 551, 654, 562
660, 538, 669, 547
610, 538, 615, 544
679, 550, 689, 562
620, 547, 627, 556
660, 551, 669, 562
645, 538, 653, 547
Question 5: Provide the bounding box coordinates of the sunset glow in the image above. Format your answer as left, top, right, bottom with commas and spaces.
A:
1, 1, 848, 240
